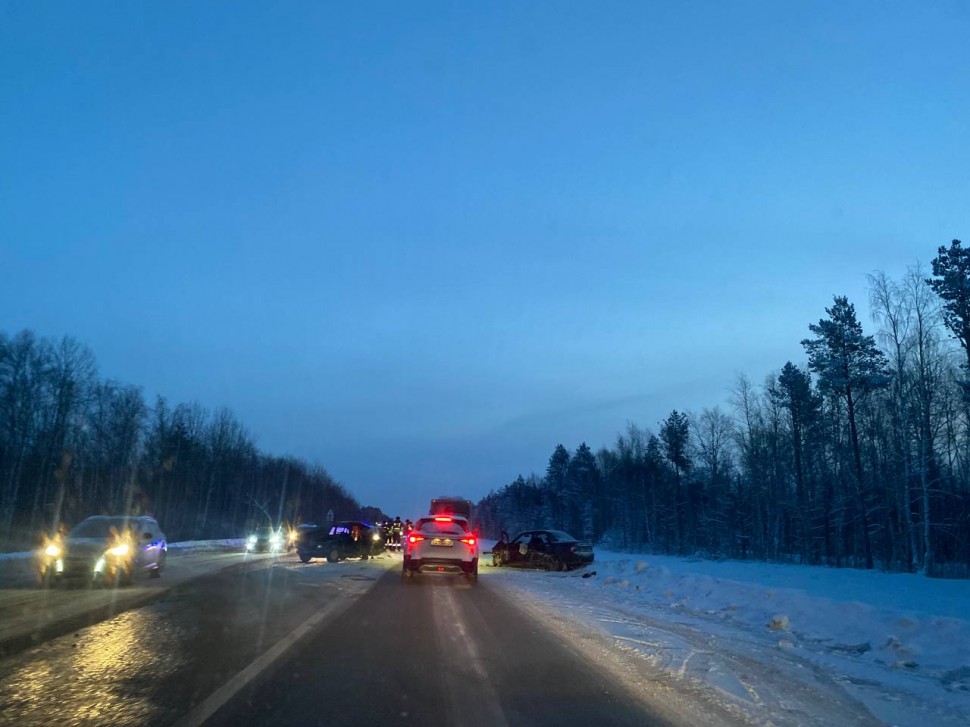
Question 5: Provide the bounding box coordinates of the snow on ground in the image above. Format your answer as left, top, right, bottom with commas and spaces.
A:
484, 549, 970, 727
166, 538, 245, 551
0, 538, 246, 563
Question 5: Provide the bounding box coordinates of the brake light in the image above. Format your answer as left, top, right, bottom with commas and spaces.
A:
460, 536, 476, 547
433, 516, 452, 522
408, 534, 425, 544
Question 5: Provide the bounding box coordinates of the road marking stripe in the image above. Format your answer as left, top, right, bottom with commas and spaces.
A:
174, 579, 369, 727
433, 587, 509, 727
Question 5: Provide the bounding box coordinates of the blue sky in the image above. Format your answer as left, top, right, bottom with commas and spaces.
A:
2, 2, 969, 517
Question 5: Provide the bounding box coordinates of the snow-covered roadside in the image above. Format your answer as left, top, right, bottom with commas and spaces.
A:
0, 538, 246, 562
166, 538, 245, 551
485, 550, 970, 727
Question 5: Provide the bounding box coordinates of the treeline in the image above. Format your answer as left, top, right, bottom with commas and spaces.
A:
0, 331, 368, 547
478, 240, 970, 577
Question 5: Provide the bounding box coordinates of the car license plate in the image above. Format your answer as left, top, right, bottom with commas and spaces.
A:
431, 538, 453, 547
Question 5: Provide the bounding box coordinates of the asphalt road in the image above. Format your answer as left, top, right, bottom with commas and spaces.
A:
0, 553, 716, 727
0, 548, 275, 657
205, 566, 677, 727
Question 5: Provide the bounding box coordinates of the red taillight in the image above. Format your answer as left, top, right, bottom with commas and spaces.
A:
408, 534, 425, 545
460, 537, 476, 547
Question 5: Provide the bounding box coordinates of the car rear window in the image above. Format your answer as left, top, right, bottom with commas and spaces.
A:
416, 517, 469, 535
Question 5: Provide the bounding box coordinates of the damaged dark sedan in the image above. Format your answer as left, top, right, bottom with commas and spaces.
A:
491, 529, 594, 571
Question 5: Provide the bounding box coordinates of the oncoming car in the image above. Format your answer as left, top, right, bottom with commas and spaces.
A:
37, 515, 167, 586
246, 525, 285, 553
402, 515, 478, 584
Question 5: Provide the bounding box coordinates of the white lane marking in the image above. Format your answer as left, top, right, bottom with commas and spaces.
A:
432, 586, 509, 727
174, 576, 376, 727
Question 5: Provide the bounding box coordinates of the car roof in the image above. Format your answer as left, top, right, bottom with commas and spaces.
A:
513, 529, 577, 540
80, 515, 157, 524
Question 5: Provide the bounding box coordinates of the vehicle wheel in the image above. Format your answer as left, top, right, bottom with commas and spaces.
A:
299, 552, 312, 563
467, 569, 479, 586
327, 548, 340, 563
150, 552, 166, 578
401, 568, 414, 583
111, 566, 133, 587
360, 553, 369, 560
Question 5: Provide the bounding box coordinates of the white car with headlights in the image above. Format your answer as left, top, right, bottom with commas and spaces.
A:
402, 515, 478, 584
38, 515, 167, 586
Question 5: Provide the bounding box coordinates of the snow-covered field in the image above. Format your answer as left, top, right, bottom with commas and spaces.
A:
484, 548, 970, 727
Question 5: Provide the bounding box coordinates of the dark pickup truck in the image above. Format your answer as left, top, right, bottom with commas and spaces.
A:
295, 521, 384, 563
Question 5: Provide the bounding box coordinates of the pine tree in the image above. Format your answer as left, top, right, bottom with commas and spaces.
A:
927, 239, 970, 384
567, 442, 600, 539
543, 444, 570, 529
802, 295, 890, 568
660, 410, 691, 551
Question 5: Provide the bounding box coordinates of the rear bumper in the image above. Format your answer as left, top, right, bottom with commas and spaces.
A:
404, 556, 477, 575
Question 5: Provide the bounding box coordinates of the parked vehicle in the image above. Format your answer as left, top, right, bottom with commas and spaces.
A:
296, 521, 384, 563
286, 523, 318, 552
429, 496, 473, 520
37, 515, 167, 586
491, 529, 594, 571
402, 514, 478, 584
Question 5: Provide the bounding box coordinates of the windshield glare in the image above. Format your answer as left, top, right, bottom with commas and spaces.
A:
69, 519, 131, 538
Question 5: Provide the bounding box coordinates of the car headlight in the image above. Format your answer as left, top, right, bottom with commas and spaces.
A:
44, 544, 61, 558
246, 535, 257, 548
107, 543, 129, 557
269, 535, 282, 547
372, 533, 380, 542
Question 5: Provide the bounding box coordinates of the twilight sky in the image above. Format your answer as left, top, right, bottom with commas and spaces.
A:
2, 2, 968, 518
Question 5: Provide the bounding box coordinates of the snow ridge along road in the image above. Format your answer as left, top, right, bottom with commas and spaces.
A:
487, 550, 970, 727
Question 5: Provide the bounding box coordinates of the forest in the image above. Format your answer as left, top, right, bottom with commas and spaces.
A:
0, 333, 372, 549
477, 240, 970, 577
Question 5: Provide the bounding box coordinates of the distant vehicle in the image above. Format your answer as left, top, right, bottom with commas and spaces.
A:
246, 525, 285, 553
429, 496, 473, 520
491, 529, 594, 571
296, 521, 383, 563
37, 515, 167, 586
402, 514, 478, 584
286, 523, 318, 552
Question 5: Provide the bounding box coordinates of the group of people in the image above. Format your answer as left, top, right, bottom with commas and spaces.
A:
379, 516, 413, 548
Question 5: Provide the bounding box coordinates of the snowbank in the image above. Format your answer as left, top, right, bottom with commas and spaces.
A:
489, 549, 970, 727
